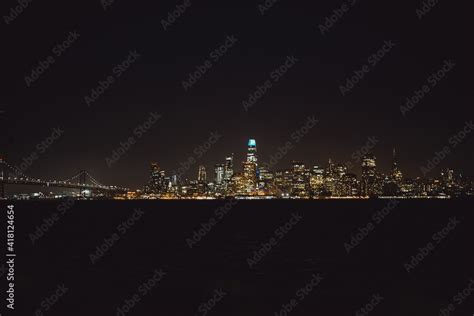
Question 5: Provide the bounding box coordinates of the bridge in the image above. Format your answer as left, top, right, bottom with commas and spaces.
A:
0, 158, 129, 198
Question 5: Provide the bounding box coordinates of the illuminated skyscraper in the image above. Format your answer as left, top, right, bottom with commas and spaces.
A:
242, 161, 257, 195
198, 165, 207, 183
258, 166, 274, 194
247, 139, 257, 164
361, 153, 377, 196
292, 161, 308, 197
441, 168, 454, 187
310, 165, 324, 196
215, 164, 225, 184
324, 159, 336, 195
334, 163, 347, 196
230, 172, 244, 196
224, 154, 234, 182
391, 148, 403, 185
148, 162, 165, 193
238, 139, 258, 195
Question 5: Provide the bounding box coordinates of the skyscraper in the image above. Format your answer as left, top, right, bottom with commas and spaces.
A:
292, 161, 308, 197
324, 159, 336, 196
361, 153, 377, 196
258, 166, 274, 194
334, 163, 347, 196
441, 168, 454, 188
215, 164, 225, 184
310, 165, 324, 196
148, 162, 165, 193
247, 139, 257, 164
242, 161, 257, 195
198, 165, 207, 183
224, 154, 234, 182
239, 139, 258, 195
391, 148, 403, 185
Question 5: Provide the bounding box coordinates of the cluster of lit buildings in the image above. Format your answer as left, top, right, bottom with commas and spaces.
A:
142, 139, 473, 199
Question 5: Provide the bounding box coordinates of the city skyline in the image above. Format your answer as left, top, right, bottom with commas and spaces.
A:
140, 137, 472, 199
1, 134, 473, 199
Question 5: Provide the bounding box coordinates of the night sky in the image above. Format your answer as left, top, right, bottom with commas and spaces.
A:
1, 0, 472, 189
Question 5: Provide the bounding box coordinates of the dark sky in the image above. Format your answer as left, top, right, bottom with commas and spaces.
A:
1, 0, 473, 189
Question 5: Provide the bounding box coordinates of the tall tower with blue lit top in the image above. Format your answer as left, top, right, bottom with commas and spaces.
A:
246, 139, 257, 164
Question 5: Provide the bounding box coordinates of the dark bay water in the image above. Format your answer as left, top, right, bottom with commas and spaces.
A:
2, 199, 474, 315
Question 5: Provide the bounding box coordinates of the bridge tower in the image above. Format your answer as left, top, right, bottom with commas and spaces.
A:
79, 170, 87, 197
